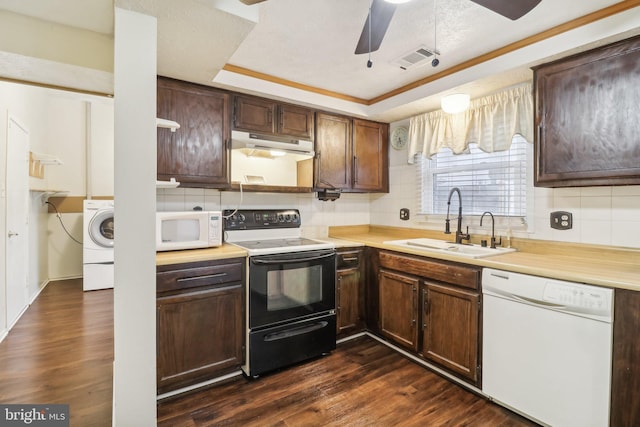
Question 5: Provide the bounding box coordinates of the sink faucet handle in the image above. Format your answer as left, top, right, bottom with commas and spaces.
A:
444, 218, 451, 234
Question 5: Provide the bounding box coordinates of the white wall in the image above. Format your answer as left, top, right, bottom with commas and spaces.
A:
0, 82, 50, 311
0, 107, 6, 336
44, 93, 114, 280
0, 79, 114, 302
371, 122, 640, 249
230, 150, 310, 186
112, 7, 157, 426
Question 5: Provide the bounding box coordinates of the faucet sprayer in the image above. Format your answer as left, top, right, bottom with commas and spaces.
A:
445, 187, 470, 244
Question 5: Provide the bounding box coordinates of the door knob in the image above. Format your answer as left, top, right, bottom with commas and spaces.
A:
8, 231, 19, 237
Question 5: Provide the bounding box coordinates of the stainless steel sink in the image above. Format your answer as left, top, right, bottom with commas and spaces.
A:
383, 238, 516, 259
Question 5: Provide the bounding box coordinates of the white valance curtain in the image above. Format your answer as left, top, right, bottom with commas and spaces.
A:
407, 83, 534, 163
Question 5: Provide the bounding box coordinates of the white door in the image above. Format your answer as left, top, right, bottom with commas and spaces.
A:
5, 116, 29, 328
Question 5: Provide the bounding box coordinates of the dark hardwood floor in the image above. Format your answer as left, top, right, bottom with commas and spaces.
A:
1, 279, 536, 427
158, 337, 537, 427
0, 279, 113, 427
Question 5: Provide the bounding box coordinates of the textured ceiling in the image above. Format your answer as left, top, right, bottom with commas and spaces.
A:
0, 0, 638, 122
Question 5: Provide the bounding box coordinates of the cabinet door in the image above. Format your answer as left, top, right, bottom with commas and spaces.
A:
422, 282, 480, 384
157, 77, 230, 187
352, 119, 389, 192
315, 113, 351, 189
233, 95, 276, 134
379, 269, 419, 351
337, 267, 361, 335
611, 289, 640, 427
157, 283, 243, 393
533, 35, 640, 187
279, 104, 314, 140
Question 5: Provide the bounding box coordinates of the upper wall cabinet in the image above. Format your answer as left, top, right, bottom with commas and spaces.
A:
315, 113, 352, 189
157, 77, 230, 188
533, 35, 640, 187
352, 119, 389, 192
315, 114, 389, 193
233, 95, 314, 140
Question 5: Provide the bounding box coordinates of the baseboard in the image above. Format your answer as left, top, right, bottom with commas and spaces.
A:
364, 332, 483, 396
156, 370, 243, 401
0, 329, 7, 344
29, 279, 50, 305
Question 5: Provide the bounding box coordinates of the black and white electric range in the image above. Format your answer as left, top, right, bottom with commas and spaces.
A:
224, 209, 336, 378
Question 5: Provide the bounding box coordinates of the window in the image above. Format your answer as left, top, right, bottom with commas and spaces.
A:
417, 135, 528, 217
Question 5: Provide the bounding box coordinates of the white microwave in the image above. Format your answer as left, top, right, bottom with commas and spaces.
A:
156, 211, 223, 251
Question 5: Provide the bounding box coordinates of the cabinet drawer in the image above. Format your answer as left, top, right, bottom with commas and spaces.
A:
379, 251, 480, 290
337, 250, 361, 269
157, 258, 244, 293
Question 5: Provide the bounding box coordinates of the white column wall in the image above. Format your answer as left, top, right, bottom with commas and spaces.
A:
112, 7, 157, 426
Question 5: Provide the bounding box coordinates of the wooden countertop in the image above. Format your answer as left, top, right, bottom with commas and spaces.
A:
155, 238, 361, 266
328, 226, 640, 292
155, 227, 639, 292
156, 243, 247, 266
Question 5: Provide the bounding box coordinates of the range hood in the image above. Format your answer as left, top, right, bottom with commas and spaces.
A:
231, 130, 314, 156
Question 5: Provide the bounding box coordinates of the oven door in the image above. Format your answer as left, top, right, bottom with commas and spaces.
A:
249, 249, 336, 329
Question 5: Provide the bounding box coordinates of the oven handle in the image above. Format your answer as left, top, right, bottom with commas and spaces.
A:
263, 321, 329, 342
251, 252, 335, 265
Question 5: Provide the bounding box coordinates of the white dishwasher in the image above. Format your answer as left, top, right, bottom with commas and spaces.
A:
482, 268, 613, 427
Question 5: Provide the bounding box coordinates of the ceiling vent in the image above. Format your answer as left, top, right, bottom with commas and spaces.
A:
394, 45, 439, 70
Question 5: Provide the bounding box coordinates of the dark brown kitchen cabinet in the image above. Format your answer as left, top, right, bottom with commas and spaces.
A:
378, 269, 419, 352
157, 77, 230, 188
314, 115, 389, 193
315, 113, 352, 189
377, 250, 482, 386
533, 34, 640, 187
336, 248, 365, 337
156, 257, 245, 394
352, 119, 389, 192
233, 95, 314, 140
422, 282, 480, 385
610, 289, 640, 427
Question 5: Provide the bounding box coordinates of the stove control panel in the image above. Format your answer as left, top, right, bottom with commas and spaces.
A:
224, 209, 301, 230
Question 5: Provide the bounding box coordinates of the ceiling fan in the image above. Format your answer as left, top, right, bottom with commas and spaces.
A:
355, 0, 543, 55
238, 0, 542, 55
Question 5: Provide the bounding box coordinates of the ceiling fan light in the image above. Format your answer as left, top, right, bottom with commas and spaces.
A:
441, 93, 470, 114
384, 0, 412, 3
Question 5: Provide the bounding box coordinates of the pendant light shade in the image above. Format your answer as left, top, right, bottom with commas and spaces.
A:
441, 93, 470, 114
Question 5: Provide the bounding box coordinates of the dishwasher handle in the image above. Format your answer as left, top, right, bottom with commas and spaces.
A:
510, 294, 566, 309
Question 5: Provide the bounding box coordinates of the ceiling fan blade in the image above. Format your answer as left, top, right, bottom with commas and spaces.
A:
470, 0, 542, 20
354, 0, 397, 55
238, 0, 267, 5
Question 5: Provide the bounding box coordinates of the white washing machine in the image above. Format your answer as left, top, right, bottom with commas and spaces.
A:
83, 199, 114, 291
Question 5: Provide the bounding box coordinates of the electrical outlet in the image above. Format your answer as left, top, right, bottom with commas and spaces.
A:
400, 208, 410, 221
550, 211, 572, 230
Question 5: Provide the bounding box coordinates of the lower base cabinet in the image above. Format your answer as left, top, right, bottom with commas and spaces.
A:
611, 289, 640, 426
379, 269, 419, 352
421, 282, 480, 384
156, 257, 245, 394
336, 248, 365, 338
376, 250, 482, 386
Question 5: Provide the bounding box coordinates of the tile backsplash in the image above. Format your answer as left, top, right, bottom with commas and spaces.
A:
157, 181, 640, 249
156, 188, 371, 238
